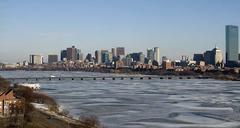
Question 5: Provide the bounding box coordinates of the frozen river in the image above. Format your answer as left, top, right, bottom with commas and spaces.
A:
1, 71, 240, 128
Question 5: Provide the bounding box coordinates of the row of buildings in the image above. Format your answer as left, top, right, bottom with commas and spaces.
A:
27, 46, 161, 66
1, 25, 239, 70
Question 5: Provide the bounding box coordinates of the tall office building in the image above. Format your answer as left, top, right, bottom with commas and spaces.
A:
116, 47, 125, 57
101, 50, 110, 64
226, 25, 239, 62
139, 52, 145, 64
203, 47, 223, 66
193, 54, 204, 63
48, 55, 58, 64
213, 47, 223, 66
129, 52, 145, 64
154, 47, 160, 65
67, 46, 77, 61
60, 50, 67, 61
111, 48, 116, 57
147, 49, 154, 61
29, 55, 43, 65
95, 50, 102, 64
76, 49, 82, 61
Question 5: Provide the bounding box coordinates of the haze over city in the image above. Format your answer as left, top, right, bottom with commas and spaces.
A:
1, 0, 240, 63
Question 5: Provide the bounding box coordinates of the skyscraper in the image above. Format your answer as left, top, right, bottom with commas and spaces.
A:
203, 47, 223, 67
95, 50, 102, 64
226, 25, 239, 62
147, 49, 154, 61
116, 47, 125, 57
154, 47, 160, 65
111, 48, 116, 57
212, 47, 223, 66
101, 50, 110, 64
67, 46, 77, 61
60, 50, 67, 61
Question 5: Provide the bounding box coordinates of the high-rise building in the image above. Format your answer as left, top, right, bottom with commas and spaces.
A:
204, 51, 214, 65
60, 50, 67, 61
193, 54, 204, 63
147, 49, 154, 61
203, 47, 223, 66
67, 46, 77, 61
76, 49, 82, 61
95, 50, 102, 64
111, 48, 116, 57
124, 55, 133, 67
108, 52, 113, 63
129, 52, 145, 64
226, 25, 239, 62
29, 55, 43, 65
101, 50, 110, 64
139, 52, 145, 64
116, 47, 125, 57
154, 47, 160, 65
213, 47, 223, 66
48, 55, 58, 64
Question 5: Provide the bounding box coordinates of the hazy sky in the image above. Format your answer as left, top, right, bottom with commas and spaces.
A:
0, 0, 240, 63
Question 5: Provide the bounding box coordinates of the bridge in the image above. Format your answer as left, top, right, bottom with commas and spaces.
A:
5, 76, 212, 82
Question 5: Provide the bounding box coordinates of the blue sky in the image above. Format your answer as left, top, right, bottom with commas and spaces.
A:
0, 0, 240, 63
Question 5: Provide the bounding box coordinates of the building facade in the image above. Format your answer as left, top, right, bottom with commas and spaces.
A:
193, 54, 204, 63
29, 55, 43, 65
48, 55, 58, 64
203, 47, 223, 67
154, 47, 160, 65
95, 50, 102, 64
101, 50, 110, 64
147, 49, 154, 61
0, 89, 24, 117
111, 48, 116, 58
116, 47, 125, 57
226, 25, 239, 62
60, 50, 67, 61
67, 46, 77, 61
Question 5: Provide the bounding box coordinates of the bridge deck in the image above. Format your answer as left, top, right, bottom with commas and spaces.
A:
5, 76, 212, 81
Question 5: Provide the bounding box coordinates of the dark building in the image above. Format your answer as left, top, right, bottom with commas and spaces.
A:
61, 50, 67, 61
67, 46, 77, 61
129, 52, 145, 63
85, 53, 92, 62
48, 55, 58, 64
204, 51, 214, 65
116, 47, 125, 57
193, 54, 204, 63
101, 51, 109, 64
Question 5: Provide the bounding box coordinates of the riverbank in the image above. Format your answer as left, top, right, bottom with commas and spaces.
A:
0, 76, 104, 128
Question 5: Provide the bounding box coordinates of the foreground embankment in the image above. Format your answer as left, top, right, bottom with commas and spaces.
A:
0, 77, 104, 128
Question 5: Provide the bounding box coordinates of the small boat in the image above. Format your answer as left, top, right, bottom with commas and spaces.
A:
19, 83, 40, 90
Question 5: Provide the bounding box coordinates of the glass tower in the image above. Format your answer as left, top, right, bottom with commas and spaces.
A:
226, 25, 239, 62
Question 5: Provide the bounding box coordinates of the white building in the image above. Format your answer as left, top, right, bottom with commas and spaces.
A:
213, 47, 223, 66
154, 47, 160, 65
29, 55, 43, 65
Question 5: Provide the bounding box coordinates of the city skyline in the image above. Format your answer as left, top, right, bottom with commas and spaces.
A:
1, 0, 240, 63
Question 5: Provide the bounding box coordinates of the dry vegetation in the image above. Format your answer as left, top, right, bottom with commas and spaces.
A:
0, 76, 104, 128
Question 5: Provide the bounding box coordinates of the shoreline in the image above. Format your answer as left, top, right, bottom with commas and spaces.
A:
0, 77, 103, 128
1, 69, 239, 81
